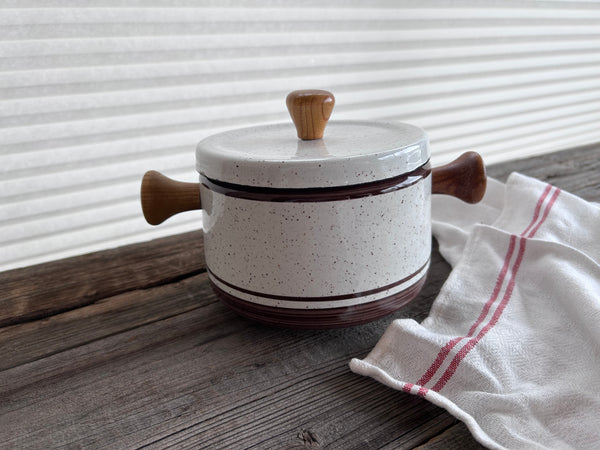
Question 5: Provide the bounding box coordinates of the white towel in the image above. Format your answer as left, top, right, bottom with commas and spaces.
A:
350, 173, 600, 449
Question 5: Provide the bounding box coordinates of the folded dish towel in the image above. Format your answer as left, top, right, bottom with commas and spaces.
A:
350, 173, 600, 449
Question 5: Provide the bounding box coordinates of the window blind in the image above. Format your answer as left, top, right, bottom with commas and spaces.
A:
2, 0, 600, 271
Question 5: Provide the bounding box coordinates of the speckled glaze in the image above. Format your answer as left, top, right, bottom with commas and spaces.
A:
196, 121, 428, 189
200, 165, 431, 327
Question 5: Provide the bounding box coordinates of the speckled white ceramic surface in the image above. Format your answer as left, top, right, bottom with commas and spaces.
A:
200, 174, 431, 308
196, 120, 429, 189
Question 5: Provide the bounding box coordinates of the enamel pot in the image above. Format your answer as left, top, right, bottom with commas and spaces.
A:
141, 90, 486, 329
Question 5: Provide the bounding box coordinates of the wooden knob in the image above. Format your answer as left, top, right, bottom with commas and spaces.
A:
286, 90, 335, 140
141, 171, 201, 225
431, 152, 487, 204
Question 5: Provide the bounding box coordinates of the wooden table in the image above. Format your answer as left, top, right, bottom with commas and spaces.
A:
2, 145, 599, 449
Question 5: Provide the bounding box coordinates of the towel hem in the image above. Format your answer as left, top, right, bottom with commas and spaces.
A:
349, 358, 505, 450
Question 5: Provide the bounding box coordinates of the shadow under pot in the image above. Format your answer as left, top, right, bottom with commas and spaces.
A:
141, 90, 486, 329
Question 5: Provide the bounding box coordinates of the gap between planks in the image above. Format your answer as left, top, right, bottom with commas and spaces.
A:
0, 230, 206, 328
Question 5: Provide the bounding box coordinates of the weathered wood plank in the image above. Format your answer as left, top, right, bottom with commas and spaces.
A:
0, 307, 251, 448
0, 299, 243, 402
415, 422, 485, 450
0, 272, 214, 371
0, 230, 205, 327
486, 143, 600, 203
379, 414, 459, 450
0, 307, 456, 450
285, 386, 455, 450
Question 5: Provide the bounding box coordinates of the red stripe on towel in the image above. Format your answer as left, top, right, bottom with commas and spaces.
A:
520, 184, 552, 238
416, 336, 467, 387
431, 236, 527, 392
463, 184, 551, 337
414, 234, 517, 388
410, 183, 559, 396
429, 186, 560, 392
527, 187, 561, 238
466, 234, 518, 337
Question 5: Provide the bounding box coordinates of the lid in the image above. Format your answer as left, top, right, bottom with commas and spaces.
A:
195, 90, 429, 189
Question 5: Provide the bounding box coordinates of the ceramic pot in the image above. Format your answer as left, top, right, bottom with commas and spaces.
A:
141, 90, 486, 329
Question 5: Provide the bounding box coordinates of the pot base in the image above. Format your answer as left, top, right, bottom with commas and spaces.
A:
209, 272, 427, 329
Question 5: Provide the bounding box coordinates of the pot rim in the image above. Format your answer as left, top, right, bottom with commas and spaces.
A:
199, 161, 431, 203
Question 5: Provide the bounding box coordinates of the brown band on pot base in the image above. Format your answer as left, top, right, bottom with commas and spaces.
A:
200, 162, 431, 203
207, 259, 429, 302
209, 273, 427, 329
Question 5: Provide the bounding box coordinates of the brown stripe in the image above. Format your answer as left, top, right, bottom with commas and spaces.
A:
207, 258, 429, 302
201, 162, 430, 203
211, 273, 427, 329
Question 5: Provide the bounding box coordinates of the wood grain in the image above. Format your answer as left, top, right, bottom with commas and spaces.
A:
1, 144, 598, 449
286, 89, 335, 140
486, 142, 600, 202
415, 423, 485, 450
0, 229, 205, 328
0, 273, 212, 371
141, 170, 201, 225
431, 151, 486, 204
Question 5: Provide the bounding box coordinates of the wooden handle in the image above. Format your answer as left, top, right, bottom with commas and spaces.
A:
286, 90, 335, 140
141, 171, 201, 225
431, 152, 487, 204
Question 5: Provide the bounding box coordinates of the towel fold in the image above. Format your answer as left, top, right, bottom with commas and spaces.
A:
350, 173, 600, 449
